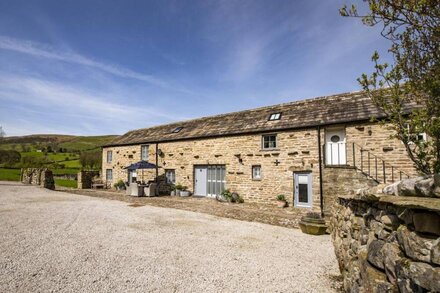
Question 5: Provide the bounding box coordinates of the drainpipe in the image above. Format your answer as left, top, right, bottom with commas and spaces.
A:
155, 143, 159, 195
318, 126, 324, 218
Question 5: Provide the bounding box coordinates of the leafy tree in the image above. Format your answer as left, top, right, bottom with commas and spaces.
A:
0, 150, 21, 166
340, 1, 440, 174
79, 151, 102, 170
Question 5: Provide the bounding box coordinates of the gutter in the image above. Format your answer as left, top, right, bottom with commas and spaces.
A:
317, 125, 324, 218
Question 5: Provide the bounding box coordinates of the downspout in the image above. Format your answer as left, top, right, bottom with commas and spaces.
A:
155, 143, 159, 195
318, 126, 324, 218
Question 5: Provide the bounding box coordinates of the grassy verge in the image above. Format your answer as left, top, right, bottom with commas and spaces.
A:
54, 179, 77, 188
0, 168, 21, 181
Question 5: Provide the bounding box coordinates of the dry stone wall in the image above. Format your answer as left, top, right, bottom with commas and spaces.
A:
330, 175, 440, 292
21, 168, 55, 190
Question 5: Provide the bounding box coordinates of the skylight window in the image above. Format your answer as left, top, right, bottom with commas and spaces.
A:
268, 113, 281, 121
172, 127, 183, 133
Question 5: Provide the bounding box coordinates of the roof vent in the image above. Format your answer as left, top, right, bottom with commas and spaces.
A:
268, 113, 281, 121
172, 127, 183, 133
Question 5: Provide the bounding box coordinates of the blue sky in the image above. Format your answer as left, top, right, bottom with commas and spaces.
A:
0, 0, 391, 136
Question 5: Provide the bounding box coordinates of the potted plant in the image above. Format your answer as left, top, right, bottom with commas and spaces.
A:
175, 184, 183, 196
170, 184, 176, 196
113, 180, 125, 191
180, 186, 191, 197
276, 194, 288, 208
217, 189, 244, 203
299, 212, 328, 235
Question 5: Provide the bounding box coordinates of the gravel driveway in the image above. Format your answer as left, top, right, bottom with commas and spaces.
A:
0, 182, 341, 292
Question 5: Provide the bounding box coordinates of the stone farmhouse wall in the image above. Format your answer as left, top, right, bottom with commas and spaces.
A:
102, 121, 418, 208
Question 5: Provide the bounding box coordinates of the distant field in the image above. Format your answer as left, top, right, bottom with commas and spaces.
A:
54, 179, 77, 188
0, 134, 110, 178
58, 135, 117, 151
52, 168, 80, 175
0, 168, 21, 181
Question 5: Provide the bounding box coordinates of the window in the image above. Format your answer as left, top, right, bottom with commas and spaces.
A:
330, 135, 340, 143
404, 124, 427, 143
165, 169, 176, 184
252, 165, 261, 180
262, 134, 277, 149
106, 151, 112, 163
141, 145, 149, 161
268, 113, 281, 121
207, 165, 226, 197
172, 127, 183, 133
106, 169, 113, 182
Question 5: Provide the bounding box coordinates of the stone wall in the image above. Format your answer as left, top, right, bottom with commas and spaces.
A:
330, 176, 440, 292
21, 168, 55, 190
77, 170, 100, 189
102, 121, 417, 206
346, 122, 419, 180
322, 166, 378, 214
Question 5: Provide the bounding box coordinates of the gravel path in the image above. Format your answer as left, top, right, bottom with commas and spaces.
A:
0, 182, 341, 292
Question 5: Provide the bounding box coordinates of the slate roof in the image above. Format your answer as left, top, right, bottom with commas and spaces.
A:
105, 91, 408, 147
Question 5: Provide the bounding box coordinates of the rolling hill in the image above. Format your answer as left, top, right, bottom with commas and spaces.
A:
0, 134, 118, 152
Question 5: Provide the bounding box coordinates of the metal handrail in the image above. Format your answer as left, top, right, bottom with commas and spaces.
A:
350, 142, 410, 183
323, 142, 411, 184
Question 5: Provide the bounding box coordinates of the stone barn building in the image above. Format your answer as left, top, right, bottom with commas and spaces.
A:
102, 91, 420, 214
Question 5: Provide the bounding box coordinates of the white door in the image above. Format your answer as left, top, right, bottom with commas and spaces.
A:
195, 166, 208, 196
294, 173, 312, 208
325, 128, 346, 165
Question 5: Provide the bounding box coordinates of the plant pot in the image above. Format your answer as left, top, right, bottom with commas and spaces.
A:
299, 216, 328, 235
170, 190, 176, 196
277, 200, 287, 208
180, 191, 190, 197
176, 190, 181, 196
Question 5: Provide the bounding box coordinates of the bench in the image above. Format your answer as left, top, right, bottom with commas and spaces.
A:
91, 182, 105, 189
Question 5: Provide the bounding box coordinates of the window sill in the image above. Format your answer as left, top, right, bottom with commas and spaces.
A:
260, 148, 280, 152
252, 178, 262, 181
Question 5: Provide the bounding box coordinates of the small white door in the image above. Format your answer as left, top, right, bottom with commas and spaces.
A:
195, 166, 208, 196
294, 173, 312, 208
325, 128, 346, 165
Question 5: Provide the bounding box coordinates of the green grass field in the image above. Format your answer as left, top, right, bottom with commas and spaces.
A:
59, 135, 117, 151
54, 179, 77, 188
0, 168, 21, 181
0, 134, 109, 179
52, 168, 80, 175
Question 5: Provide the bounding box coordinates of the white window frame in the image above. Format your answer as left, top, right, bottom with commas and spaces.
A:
106, 151, 112, 163
262, 134, 277, 150
106, 169, 113, 182
207, 165, 226, 197
404, 123, 427, 144
268, 113, 281, 121
252, 165, 261, 180
165, 169, 176, 184
294, 173, 313, 208
141, 145, 149, 161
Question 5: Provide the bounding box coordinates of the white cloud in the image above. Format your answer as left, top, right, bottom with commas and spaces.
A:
0, 74, 183, 135
0, 35, 169, 88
